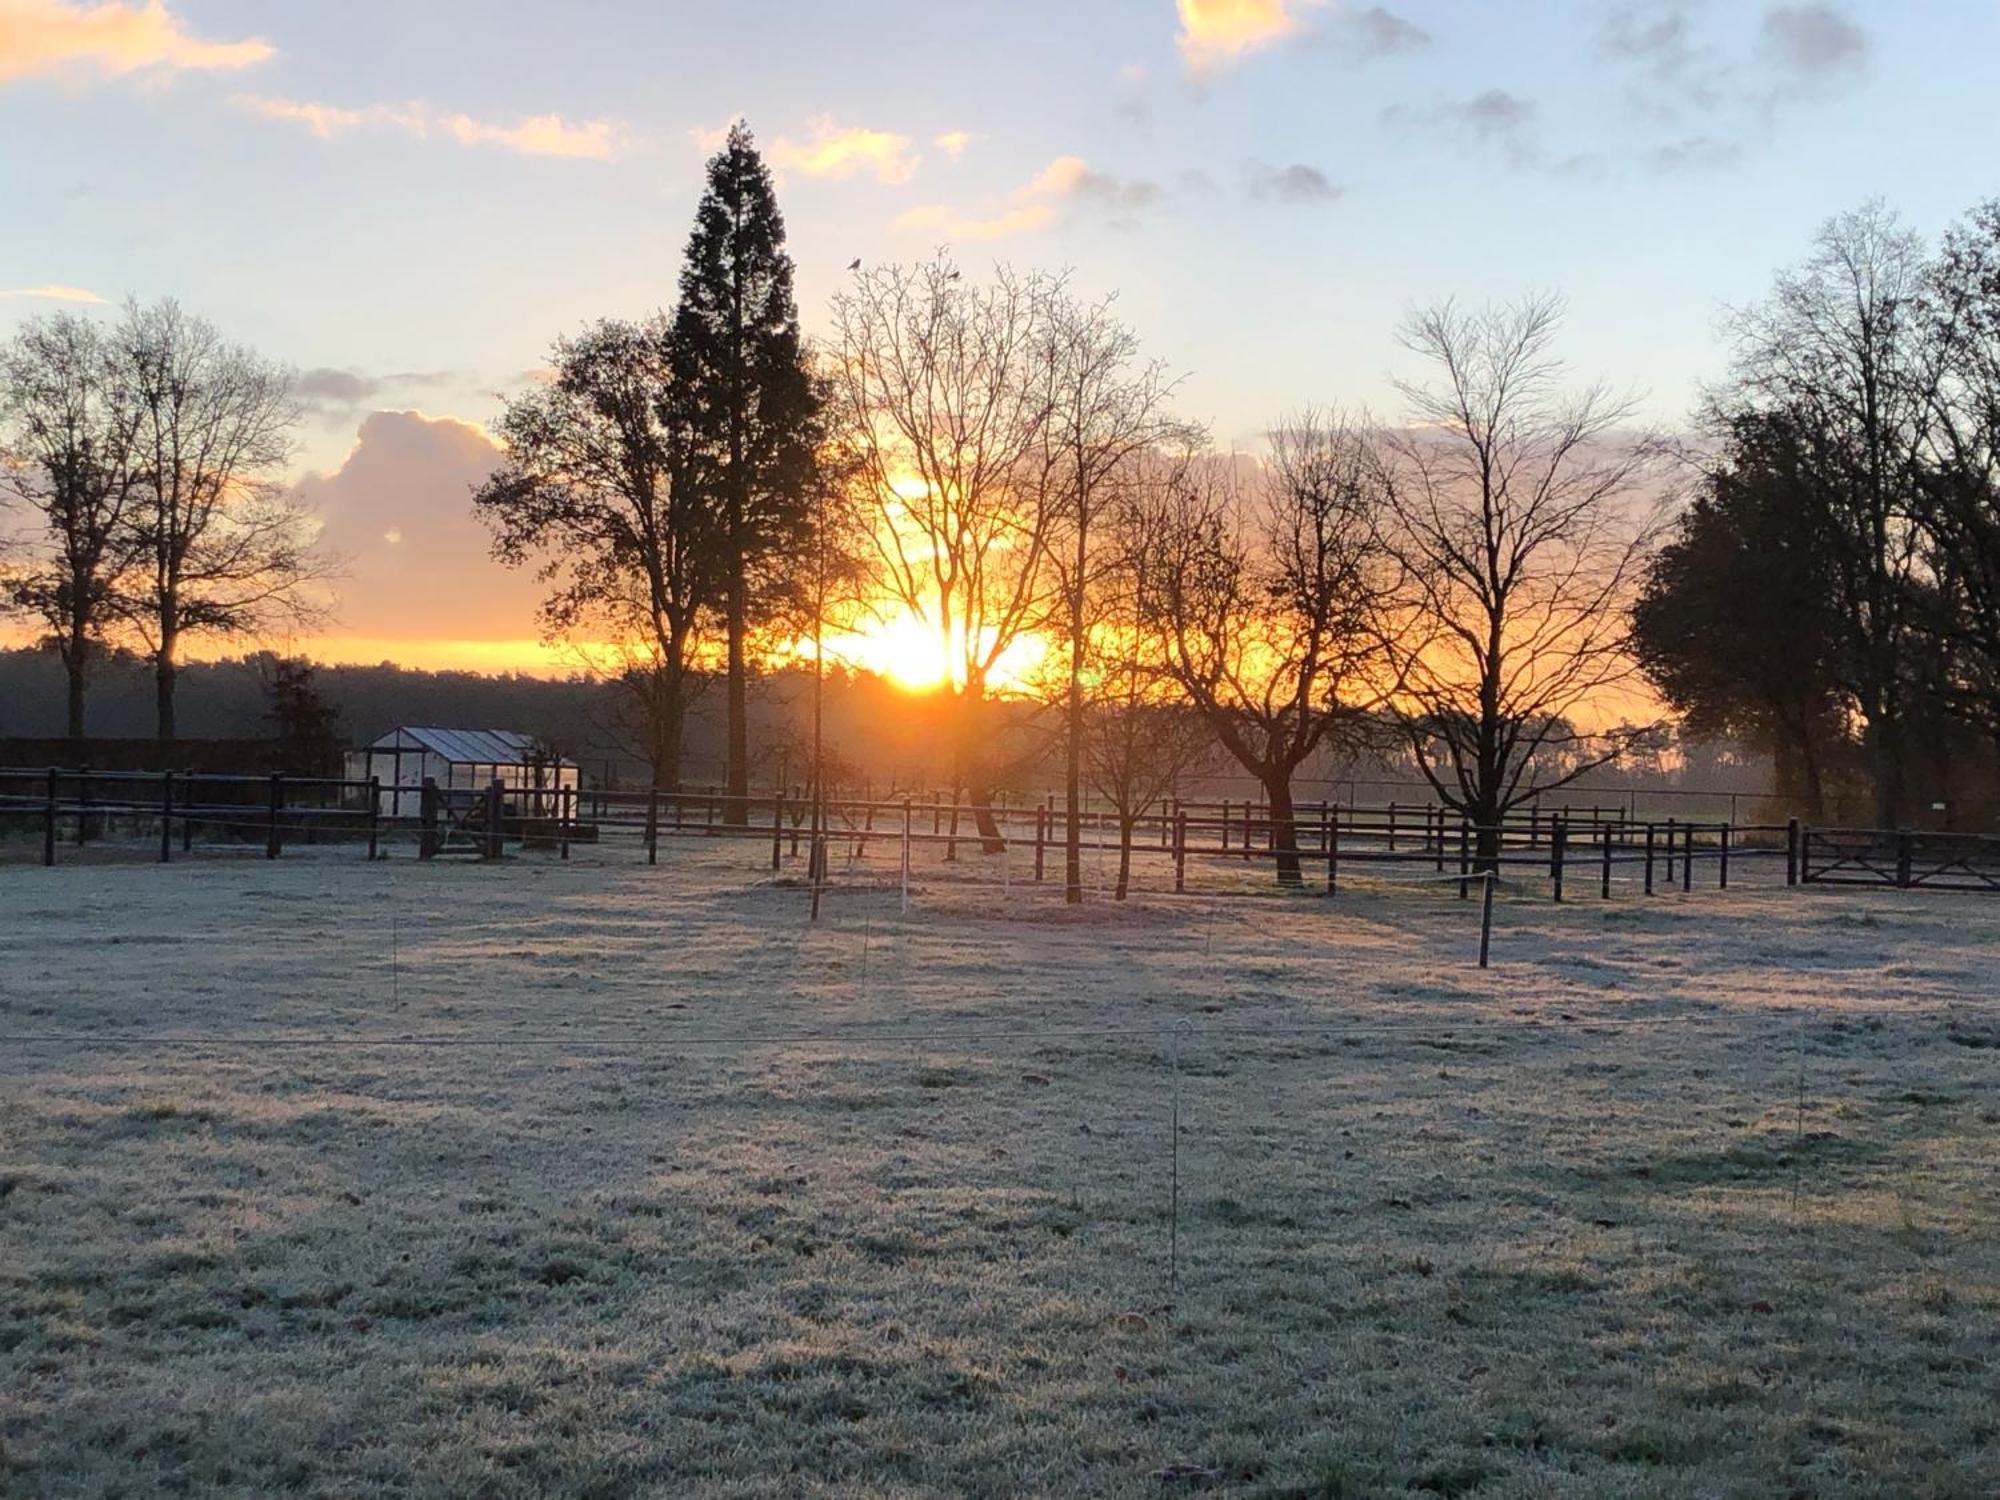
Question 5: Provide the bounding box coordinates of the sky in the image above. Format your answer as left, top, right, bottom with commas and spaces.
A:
3, 0, 1998, 673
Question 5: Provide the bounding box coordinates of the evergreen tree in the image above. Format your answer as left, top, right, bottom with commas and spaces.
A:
671, 121, 822, 824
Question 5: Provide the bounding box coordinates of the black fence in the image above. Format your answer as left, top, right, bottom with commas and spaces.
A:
1801, 826, 2000, 892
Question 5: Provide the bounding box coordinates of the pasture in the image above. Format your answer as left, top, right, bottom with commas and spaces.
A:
1, 843, 1996, 1498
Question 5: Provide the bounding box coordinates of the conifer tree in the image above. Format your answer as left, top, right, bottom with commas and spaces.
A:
672, 122, 821, 823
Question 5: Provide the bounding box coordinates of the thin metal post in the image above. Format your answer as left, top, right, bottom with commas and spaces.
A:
1478, 873, 1495, 969
1600, 822, 1612, 899
266, 773, 283, 860
160, 770, 173, 864
1787, 818, 1801, 886
1718, 823, 1730, 890
1325, 804, 1339, 895
1682, 821, 1693, 893
1644, 823, 1656, 895
900, 799, 912, 914
43, 767, 57, 867
1550, 814, 1565, 902
559, 784, 571, 861
1034, 805, 1046, 881
1174, 808, 1187, 894
1457, 819, 1470, 900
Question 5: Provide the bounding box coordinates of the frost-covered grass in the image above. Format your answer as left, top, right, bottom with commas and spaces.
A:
1, 840, 1996, 1497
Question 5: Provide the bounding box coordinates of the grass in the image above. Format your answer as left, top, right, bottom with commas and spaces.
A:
0, 842, 1995, 1496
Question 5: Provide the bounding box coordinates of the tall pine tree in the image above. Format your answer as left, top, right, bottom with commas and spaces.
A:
672, 121, 821, 823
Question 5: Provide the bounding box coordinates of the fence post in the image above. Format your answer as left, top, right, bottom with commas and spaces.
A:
1896, 831, 1914, 889
160, 770, 173, 864
43, 767, 57, 867
765, 790, 778, 872
1478, 873, 1495, 969
1220, 799, 1230, 853
1664, 816, 1677, 888
1644, 822, 1656, 895
1682, 821, 1694, 893
1787, 818, 1801, 886
266, 773, 284, 860
1243, 799, 1253, 862
1174, 808, 1187, 894
420, 778, 439, 860
75, 769, 87, 847
367, 776, 381, 860
946, 801, 959, 863
1033, 805, 1046, 882
1600, 822, 1613, 899
1433, 807, 1445, 873
1387, 802, 1397, 853
900, 799, 912, 913
485, 779, 504, 860
645, 784, 660, 866
1457, 819, 1471, 900
1325, 805, 1339, 896
1550, 814, 1565, 903
1718, 823, 1730, 890
182, 774, 194, 852
559, 784, 571, 862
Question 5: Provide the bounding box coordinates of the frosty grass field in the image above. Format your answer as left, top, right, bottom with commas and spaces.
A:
1, 838, 1996, 1498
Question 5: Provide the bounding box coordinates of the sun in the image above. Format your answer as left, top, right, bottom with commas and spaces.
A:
819, 603, 1047, 694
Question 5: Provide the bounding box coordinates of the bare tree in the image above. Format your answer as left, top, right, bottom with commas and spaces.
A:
827, 253, 1061, 851
474, 317, 721, 790
770, 380, 879, 905
1142, 417, 1403, 886
0, 312, 143, 745
1381, 295, 1664, 862
115, 299, 324, 745
1719, 205, 1936, 826
1083, 471, 1216, 897
1920, 200, 2000, 757
1029, 290, 1195, 902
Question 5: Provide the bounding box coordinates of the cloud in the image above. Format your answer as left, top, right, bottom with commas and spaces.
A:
768, 117, 919, 184
689, 118, 737, 154
233, 94, 622, 158
0, 0, 271, 85
1759, 2, 1868, 85
1598, 2, 1870, 169
292, 410, 542, 640
1176, 0, 1322, 72
1333, 5, 1429, 58
0, 282, 106, 302
933, 130, 974, 159
896, 153, 1171, 241
296, 367, 465, 428
1245, 162, 1342, 203
1385, 88, 1540, 165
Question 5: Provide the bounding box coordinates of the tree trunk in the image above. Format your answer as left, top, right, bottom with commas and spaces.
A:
154, 631, 178, 747
1115, 814, 1135, 900
724, 571, 749, 826
955, 680, 1006, 854
1265, 774, 1302, 887
652, 664, 688, 794
1865, 711, 1905, 828
63, 641, 86, 750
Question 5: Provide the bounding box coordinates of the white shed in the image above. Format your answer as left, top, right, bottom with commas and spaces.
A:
344, 728, 579, 818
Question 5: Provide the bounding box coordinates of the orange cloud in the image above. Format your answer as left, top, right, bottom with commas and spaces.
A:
896, 153, 1160, 241
0, 282, 105, 302
0, 0, 271, 84
1176, 0, 1321, 71
769, 116, 919, 183
233, 94, 622, 159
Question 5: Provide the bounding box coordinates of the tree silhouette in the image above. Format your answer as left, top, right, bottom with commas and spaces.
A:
672, 121, 822, 825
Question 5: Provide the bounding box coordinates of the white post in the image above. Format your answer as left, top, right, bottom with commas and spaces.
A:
901, 798, 912, 915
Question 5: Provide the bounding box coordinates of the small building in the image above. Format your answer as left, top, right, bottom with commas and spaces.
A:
345, 728, 579, 818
